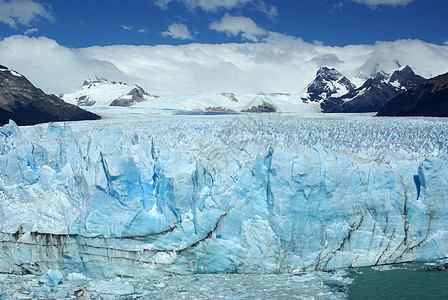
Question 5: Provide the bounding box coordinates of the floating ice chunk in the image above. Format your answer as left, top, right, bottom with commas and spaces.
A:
67, 272, 87, 281
0, 292, 12, 300
39, 285, 51, 293
154, 282, 167, 288
38, 269, 63, 286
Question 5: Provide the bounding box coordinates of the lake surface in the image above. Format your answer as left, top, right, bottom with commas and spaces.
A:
348, 261, 448, 300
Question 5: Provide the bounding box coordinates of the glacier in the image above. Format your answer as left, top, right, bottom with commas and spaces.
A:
0, 111, 447, 278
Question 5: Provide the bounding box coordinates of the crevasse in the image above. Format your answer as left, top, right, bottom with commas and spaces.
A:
0, 116, 447, 278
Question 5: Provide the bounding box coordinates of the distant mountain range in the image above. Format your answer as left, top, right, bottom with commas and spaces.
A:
2, 65, 446, 126
0, 65, 100, 126
377, 71, 448, 117
302, 66, 425, 113
61, 76, 159, 107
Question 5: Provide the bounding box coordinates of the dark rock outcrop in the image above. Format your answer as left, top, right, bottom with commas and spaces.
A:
205, 106, 236, 113
220, 92, 239, 103
242, 101, 277, 113
76, 95, 96, 106
110, 85, 156, 107
0, 66, 100, 126
377, 72, 448, 117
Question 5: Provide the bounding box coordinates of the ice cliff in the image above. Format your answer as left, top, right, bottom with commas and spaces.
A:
0, 115, 447, 278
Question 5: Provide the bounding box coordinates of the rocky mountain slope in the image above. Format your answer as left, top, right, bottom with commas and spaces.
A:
303, 66, 425, 113
62, 76, 158, 107
377, 71, 448, 117
0, 65, 100, 126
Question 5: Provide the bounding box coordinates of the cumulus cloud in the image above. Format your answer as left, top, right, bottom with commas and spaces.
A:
210, 14, 267, 42
1, 35, 447, 96
0, 0, 53, 28
350, 0, 414, 6
162, 23, 192, 40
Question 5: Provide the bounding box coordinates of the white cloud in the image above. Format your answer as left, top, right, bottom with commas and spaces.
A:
153, 0, 276, 18
162, 23, 192, 40
120, 25, 149, 34
1, 35, 448, 97
0, 35, 126, 94
256, 1, 278, 19
0, 0, 53, 28
154, 0, 252, 11
24, 27, 38, 35
350, 0, 414, 6
154, 0, 172, 9
119, 25, 133, 31
210, 14, 267, 42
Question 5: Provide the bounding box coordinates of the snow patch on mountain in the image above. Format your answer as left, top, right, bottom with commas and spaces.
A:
0, 65, 22, 78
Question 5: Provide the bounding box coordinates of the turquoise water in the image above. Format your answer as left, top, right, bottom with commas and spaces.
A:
348, 262, 448, 299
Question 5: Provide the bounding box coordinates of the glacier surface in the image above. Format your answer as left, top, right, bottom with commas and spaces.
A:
0, 112, 447, 278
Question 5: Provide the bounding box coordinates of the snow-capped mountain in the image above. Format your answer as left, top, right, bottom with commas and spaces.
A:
62, 76, 158, 107
377, 71, 448, 117
301, 67, 356, 102
0, 65, 100, 126
321, 66, 425, 113
302, 65, 425, 113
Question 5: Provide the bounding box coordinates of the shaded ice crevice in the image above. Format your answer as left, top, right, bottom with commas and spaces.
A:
0, 117, 447, 277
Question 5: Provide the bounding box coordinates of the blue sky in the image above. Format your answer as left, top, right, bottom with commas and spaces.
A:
0, 0, 447, 47
1, 0, 448, 96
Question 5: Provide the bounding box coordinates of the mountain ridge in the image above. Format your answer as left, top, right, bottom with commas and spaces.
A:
303, 66, 425, 113
0, 65, 100, 126
377, 71, 448, 117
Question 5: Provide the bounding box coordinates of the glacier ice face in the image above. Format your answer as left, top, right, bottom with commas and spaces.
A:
0, 114, 447, 278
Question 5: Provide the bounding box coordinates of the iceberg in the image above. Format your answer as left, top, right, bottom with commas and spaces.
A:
0, 113, 447, 278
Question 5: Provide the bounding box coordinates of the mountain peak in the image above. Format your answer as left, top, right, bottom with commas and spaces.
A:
389, 65, 425, 90
316, 67, 344, 81
82, 76, 127, 87
303, 67, 355, 102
